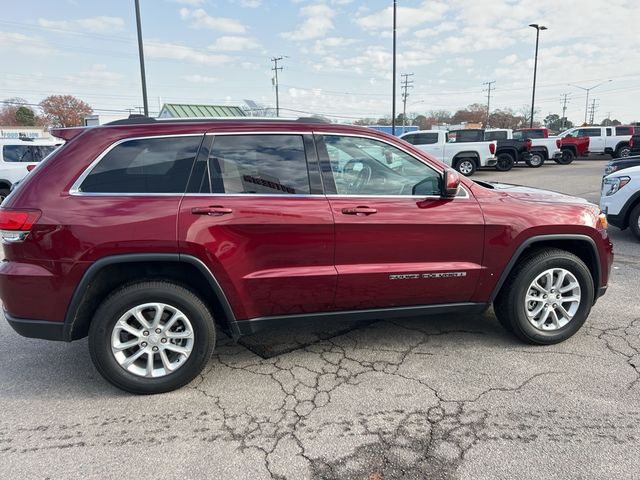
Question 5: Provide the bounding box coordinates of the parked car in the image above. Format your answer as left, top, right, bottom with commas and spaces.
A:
630, 133, 640, 156
558, 126, 633, 158
603, 155, 640, 176
0, 138, 61, 201
448, 128, 532, 171
0, 116, 613, 394
491, 128, 562, 168
399, 129, 497, 176
557, 135, 590, 164
601, 164, 640, 240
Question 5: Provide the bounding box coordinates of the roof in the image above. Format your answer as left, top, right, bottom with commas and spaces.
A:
159, 103, 246, 118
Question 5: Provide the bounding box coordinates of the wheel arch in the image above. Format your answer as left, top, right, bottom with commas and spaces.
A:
530, 146, 549, 158
618, 191, 640, 229
489, 235, 601, 304
0, 179, 12, 190
63, 254, 239, 342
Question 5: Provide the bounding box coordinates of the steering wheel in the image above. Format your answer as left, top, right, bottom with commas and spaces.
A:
343, 159, 372, 194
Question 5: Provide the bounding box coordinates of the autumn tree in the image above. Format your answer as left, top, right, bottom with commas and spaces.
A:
40, 95, 93, 127
0, 97, 29, 126
15, 106, 36, 126
451, 103, 486, 124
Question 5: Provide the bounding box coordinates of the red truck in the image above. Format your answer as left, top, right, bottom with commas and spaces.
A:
0, 117, 613, 394
514, 128, 589, 164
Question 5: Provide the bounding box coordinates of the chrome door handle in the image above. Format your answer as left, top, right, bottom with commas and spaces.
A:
341, 206, 377, 216
191, 206, 233, 216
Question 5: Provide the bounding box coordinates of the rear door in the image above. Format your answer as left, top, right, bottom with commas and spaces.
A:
178, 133, 336, 321
316, 133, 485, 310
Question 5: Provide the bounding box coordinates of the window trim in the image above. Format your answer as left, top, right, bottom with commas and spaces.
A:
69, 134, 205, 196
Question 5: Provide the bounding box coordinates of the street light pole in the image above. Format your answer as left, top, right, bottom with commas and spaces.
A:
528, 24, 546, 128
568, 80, 612, 125
134, 0, 149, 117
391, 0, 397, 135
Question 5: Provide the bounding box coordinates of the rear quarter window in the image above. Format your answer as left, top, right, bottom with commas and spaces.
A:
79, 136, 202, 194
403, 133, 439, 145
615, 127, 633, 135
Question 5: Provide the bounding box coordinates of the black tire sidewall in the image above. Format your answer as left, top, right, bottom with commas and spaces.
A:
526, 152, 544, 168
508, 255, 594, 344
455, 158, 476, 176
495, 153, 514, 171
629, 204, 640, 240
89, 282, 215, 394
558, 150, 575, 164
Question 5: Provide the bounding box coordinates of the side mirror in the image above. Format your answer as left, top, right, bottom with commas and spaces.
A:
442, 169, 460, 198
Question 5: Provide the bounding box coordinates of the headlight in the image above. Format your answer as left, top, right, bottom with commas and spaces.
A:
603, 176, 630, 196
604, 164, 617, 175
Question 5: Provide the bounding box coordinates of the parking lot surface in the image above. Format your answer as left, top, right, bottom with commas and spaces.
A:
1, 158, 638, 479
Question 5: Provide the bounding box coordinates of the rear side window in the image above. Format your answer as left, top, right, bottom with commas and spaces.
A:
451, 130, 483, 142
208, 135, 310, 194
578, 128, 601, 137
485, 131, 508, 141
2, 145, 56, 163
615, 126, 633, 135
80, 136, 202, 193
403, 133, 438, 145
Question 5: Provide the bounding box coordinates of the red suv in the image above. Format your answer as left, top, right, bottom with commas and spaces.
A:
0, 117, 613, 394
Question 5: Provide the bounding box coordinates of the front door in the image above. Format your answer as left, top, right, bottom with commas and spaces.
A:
316, 133, 485, 310
178, 133, 336, 321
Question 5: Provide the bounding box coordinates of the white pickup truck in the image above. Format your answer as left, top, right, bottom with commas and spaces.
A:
399, 130, 497, 176
487, 128, 562, 168
558, 125, 635, 158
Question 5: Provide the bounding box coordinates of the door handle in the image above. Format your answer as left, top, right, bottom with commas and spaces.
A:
191, 206, 233, 216
341, 206, 377, 216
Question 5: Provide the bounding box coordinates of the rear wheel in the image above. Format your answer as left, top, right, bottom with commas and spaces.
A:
526, 152, 545, 168
557, 149, 575, 164
495, 153, 514, 172
89, 281, 215, 394
629, 204, 640, 241
454, 157, 476, 176
616, 145, 631, 158
494, 248, 594, 344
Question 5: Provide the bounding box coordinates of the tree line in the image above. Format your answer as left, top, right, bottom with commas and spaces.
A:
0, 95, 93, 128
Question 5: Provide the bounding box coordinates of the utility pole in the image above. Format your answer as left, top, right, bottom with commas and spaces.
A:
400, 73, 414, 134
560, 93, 570, 129
569, 80, 611, 125
134, 0, 149, 116
483, 80, 496, 127
588, 98, 598, 125
271, 56, 285, 117
391, 0, 397, 135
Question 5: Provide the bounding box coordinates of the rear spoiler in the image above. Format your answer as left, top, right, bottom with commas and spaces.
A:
50, 127, 88, 141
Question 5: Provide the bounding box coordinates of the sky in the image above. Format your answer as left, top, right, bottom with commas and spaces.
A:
1, 0, 639, 125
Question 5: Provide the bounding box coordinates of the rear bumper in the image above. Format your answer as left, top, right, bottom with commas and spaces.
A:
5, 311, 65, 341
485, 157, 497, 167
552, 151, 563, 159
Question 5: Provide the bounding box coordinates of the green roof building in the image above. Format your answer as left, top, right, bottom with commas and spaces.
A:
158, 103, 246, 118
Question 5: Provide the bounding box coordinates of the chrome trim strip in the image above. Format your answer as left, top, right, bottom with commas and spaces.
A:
68, 134, 205, 195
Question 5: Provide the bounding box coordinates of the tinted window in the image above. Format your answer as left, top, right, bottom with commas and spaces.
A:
616, 126, 632, 135
578, 128, 601, 137
2, 145, 56, 163
208, 135, 310, 194
514, 129, 544, 139
81, 136, 201, 193
403, 133, 439, 145
485, 131, 509, 141
450, 130, 483, 142
323, 135, 441, 196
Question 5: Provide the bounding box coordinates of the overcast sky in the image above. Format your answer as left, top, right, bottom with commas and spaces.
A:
1, 0, 638, 124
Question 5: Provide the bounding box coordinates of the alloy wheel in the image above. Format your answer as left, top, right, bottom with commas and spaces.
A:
524, 268, 581, 331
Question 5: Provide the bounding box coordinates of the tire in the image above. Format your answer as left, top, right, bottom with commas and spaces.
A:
616, 145, 631, 158
454, 157, 477, 176
629, 203, 640, 241
494, 248, 594, 345
526, 152, 545, 168
495, 153, 514, 172
557, 149, 575, 165
89, 281, 216, 394
0, 188, 10, 204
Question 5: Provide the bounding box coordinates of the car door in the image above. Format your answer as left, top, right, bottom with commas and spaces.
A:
315, 133, 485, 310
178, 133, 336, 321
580, 128, 604, 152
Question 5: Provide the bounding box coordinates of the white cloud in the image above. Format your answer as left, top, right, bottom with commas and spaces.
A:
500, 54, 519, 65
280, 4, 335, 41
0, 32, 58, 56
208, 36, 260, 51
65, 64, 123, 87
145, 41, 231, 65
414, 21, 457, 38
171, 0, 205, 5
38, 16, 124, 32
182, 74, 217, 84
355, 1, 449, 32
240, 0, 262, 7
312, 36, 359, 55
179, 8, 247, 33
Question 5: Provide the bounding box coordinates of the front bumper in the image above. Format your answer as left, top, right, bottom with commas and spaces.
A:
5, 311, 65, 341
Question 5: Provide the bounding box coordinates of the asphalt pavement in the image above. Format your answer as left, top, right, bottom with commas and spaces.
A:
1, 156, 638, 479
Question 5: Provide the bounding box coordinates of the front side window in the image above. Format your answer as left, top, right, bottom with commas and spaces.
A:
323, 135, 441, 196
579, 128, 601, 137
80, 136, 202, 193
485, 131, 508, 141
403, 133, 439, 145
208, 135, 310, 194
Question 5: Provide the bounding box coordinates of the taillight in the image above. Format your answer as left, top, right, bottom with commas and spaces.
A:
26, 164, 37, 172
556, 139, 561, 148
0, 209, 41, 242
489, 142, 496, 154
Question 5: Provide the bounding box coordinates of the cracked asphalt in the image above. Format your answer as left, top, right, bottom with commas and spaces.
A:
1, 157, 639, 479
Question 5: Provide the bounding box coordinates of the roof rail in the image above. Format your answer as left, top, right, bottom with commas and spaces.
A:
104, 115, 333, 126
105, 115, 157, 126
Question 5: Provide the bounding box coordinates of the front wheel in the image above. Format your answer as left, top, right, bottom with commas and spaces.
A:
526, 152, 545, 168
629, 204, 640, 241
495, 153, 514, 172
494, 248, 594, 344
616, 145, 631, 158
557, 149, 575, 164
89, 281, 216, 394
454, 157, 476, 176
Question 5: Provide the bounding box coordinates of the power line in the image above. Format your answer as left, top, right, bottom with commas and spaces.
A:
400, 73, 414, 134
483, 80, 496, 126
